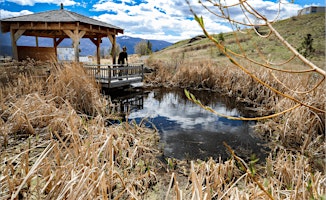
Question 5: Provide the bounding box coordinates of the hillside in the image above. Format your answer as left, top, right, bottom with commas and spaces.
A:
150, 13, 325, 68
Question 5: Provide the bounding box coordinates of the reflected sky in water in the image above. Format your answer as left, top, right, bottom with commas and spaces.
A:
118, 88, 269, 161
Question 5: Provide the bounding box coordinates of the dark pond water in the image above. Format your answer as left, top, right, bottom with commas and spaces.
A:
108, 87, 269, 162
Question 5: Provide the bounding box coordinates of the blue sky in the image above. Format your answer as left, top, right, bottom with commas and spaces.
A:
0, 0, 325, 42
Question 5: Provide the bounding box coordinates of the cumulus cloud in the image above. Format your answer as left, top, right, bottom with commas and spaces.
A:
92, 0, 232, 42
91, 0, 305, 42
0, 9, 33, 19
0, 0, 317, 42
4, 0, 77, 6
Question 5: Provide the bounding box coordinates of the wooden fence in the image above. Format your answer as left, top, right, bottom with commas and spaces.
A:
84, 64, 144, 88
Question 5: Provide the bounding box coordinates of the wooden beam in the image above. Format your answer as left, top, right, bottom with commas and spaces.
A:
62, 29, 75, 40
63, 29, 86, 62
78, 30, 86, 39
54, 37, 65, 46
53, 37, 65, 62
73, 29, 80, 63
89, 38, 97, 45
53, 38, 57, 61
96, 37, 101, 66
35, 36, 39, 47
14, 29, 25, 42
10, 28, 25, 60
12, 22, 77, 31
10, 29, 18, 60
89, 37, 101, 69
9, 22, 119, 37
108, 34, 116, 64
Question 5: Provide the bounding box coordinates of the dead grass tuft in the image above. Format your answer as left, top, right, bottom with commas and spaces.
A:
46, 63, 108, 116
0, 62, 162, 199
144, 56, 325, 198
0, 60, 325, 199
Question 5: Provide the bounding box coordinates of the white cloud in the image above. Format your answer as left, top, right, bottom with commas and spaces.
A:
5, 0, 77, 6
0, 9, 33, 19
92, 0, 233, 42
91, 0, 304, 42
0, 0, 311, 42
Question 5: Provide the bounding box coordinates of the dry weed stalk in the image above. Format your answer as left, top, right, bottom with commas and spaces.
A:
0, 58, 324, 199
144, 1, 325, 198
0, 62, 162, 199
187, 0, 325, 115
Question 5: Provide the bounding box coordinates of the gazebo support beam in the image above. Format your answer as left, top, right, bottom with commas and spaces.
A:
10, 28, 25, 60
108, 34, 116, 64
63, 29, 86, 62
35, 36, 39, 47
89, 37, 101, 66
53, 37, 65, 61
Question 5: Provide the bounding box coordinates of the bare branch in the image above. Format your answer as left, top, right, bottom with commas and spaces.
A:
187, 0, 326, 115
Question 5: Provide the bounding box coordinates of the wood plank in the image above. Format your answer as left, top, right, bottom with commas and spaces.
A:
10, 28, 18, 60
108, 35, 116, 64
84, 64, 144, 89
14, 29, 25, 41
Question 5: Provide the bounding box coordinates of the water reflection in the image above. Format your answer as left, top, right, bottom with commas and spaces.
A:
109, 88, 269, 162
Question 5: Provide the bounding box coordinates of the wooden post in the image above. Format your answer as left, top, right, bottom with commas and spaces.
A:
89, 37, 101, 73
63, 28, 85, 62
53, 38, 57, 61
54, 37, 64, 62
108, 34, 116, 64
73, 32, 80, 62
10, 28, 25, 60
35, 36, 39, 47
96, 37, 101, 66
10, 29, 18, 60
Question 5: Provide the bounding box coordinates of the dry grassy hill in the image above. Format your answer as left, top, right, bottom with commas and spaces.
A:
149, 12, 325, 68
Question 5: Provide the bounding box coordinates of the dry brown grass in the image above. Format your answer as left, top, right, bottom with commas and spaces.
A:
145, 57, 325, 196
0, 62, 162, 199
0, 60, 325, 199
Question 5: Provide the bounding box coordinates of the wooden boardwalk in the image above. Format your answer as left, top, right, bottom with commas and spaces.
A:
84, 64, 144, 88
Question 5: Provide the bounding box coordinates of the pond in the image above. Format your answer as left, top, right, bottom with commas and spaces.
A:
108, 87, 270, 162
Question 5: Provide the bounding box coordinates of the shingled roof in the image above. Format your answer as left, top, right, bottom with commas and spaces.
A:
1, 7, 123, 34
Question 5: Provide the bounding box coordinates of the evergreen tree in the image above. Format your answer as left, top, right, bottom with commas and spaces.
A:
297, 33, 315, 58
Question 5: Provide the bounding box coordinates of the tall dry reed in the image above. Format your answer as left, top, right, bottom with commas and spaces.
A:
0, 60, 325, 199
0, 62, 161, 199
145, 58, 325, 197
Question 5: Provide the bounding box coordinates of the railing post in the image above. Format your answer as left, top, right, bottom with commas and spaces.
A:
108, 65, 111, 88
141, 64, 144, 81
126, 64, 128, 80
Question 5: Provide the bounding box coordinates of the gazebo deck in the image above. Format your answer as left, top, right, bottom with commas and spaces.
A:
84, 64, 144, 88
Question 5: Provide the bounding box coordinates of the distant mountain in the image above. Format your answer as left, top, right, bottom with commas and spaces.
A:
0, 45, 12, 56
0, 33, 172, 56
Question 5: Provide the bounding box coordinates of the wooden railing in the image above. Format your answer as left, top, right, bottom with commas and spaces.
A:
83, 64, 144, 88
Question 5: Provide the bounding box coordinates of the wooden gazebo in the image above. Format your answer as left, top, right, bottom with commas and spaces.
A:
0, 3, 123, 64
